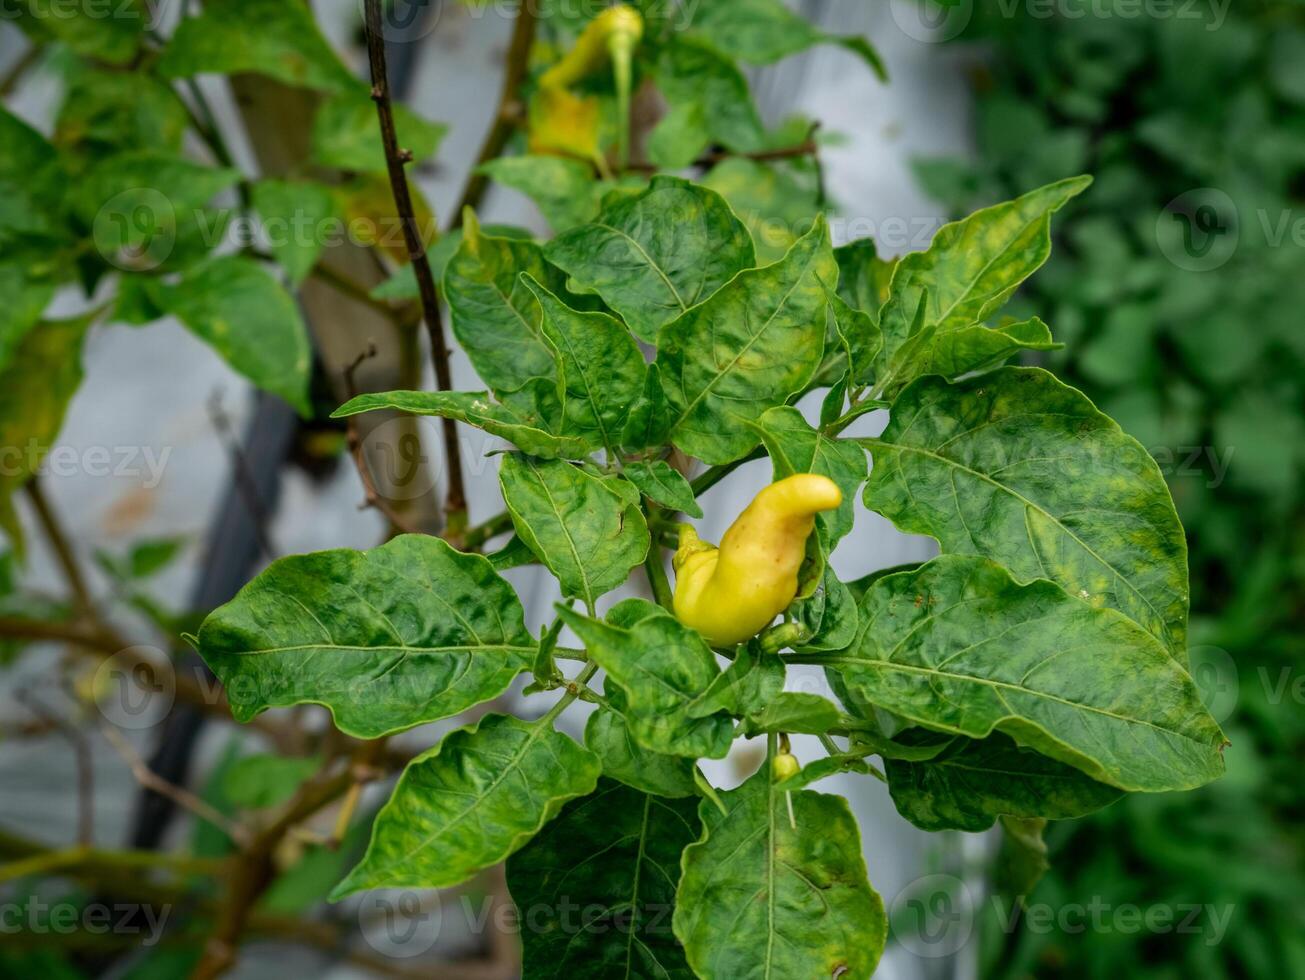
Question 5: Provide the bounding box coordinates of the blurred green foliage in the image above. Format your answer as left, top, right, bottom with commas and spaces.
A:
915, 2, 1305, 977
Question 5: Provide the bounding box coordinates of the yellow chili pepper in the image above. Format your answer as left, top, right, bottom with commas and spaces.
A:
539, 5, 644, 90
672, 474, 842, 647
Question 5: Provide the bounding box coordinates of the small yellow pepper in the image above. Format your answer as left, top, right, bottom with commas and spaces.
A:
772, 751, 801, 781
672, 474, 842, 647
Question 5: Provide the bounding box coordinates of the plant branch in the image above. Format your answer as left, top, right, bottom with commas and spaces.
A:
448, 0, 538, 228
99, 722, 252, 849
0, 43, 45, 98
643, 507, 674, 608
363, 0, 468, 532
24, 478, 93, 616
464, 510, 514, 551
628, 127, 822, 174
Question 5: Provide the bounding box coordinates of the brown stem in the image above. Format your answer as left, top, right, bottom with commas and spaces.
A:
190, 746, 383, 980
0, 43, 45, 98
627, 128, 822, 174
362, 0, 468, 529
24, 478, 93, 615
448, 0, 538, 229
100, 722, 252, 848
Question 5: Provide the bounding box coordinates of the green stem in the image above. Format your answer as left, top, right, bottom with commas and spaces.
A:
540, 661, 600, 727
643, 521, 674, 609
464, 510, 514, 550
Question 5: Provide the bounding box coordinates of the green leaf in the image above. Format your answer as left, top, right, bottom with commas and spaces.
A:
55, 68, 189, 156
674, 766, 886, 979
332, 714, 600, 897
687, 644, 785, 719
647, 102, 710, 170
332, 389, 590, 460
500, 456, 649, 606
443, 212, 563, 393
372, 225, 537, 303
311, 91, 446, 173
73, 152, 240, 273
545, 176, 755, 344
557, 603, 733, 760
753, 405, 866, 544
522, 275, 646, 451
158, 0, 356, 92
508, 779, 700, 979
251, 179, 338, 286
863, 367, 1190, 661
819, 286, 882, 388
743, 692, 842, 735
882, 316, 1061, 398
820, 556, 1225, 793
687, 0, 886, 79
585, 687, 699, 798
834, 238, 897, 318
0, 267, 55, 373
221, 754, 321, 810
621, 460, 701, 517
477, 155, 603, 232
876, 176, 1090, 374
94, 536, 186, 582
148, 256, 311, 416
883, 731, 1123, 832
620, 362, 676, 451
17, 0, 144, 65
788, 564, 860, 655
653, 38, 766, 154
195, 535, 536, 739
701, 158, 821, 265
0, 314, 93, 553
657, 215, 836, 464
994, 816, 1049, 903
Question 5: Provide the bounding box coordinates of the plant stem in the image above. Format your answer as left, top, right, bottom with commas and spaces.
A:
448, 0, 538, 230
362, 0, 468, 531
540, 662, 600, 727
24, 478, 93, 616
643, 506, 675, 608
464, 510, 514, 550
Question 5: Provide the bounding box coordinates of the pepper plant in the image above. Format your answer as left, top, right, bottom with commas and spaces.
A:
0, 0, 1229, 977
195, 169, 1228, 975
